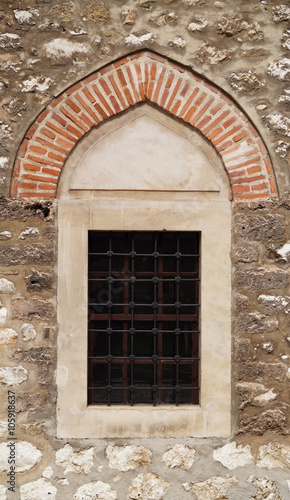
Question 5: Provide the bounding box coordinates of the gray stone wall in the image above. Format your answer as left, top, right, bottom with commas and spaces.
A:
1, 1, 290, 499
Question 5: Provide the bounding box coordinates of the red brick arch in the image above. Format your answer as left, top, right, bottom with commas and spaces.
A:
11, 51, 277, 199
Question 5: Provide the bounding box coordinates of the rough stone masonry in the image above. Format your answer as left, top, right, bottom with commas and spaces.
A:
1, 1, 290, 499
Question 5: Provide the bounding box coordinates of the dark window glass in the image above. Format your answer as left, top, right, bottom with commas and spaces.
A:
88, 231, 200, 406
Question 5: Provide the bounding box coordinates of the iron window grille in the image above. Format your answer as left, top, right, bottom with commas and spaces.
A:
88, 231, 200, 406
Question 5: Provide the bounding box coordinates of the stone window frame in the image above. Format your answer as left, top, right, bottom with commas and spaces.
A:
56, 106, 232, 439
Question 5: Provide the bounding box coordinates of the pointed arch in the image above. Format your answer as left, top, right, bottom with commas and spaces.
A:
11, 51, 277, 199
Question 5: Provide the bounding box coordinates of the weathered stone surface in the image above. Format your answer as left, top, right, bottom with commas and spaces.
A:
73, 482, 117, 500
257, 441, 290, 469
213, 442, 253, 469
235, 293, 250, 311
16, 392, 48, 412
261, 341, 274, 354
268, 58, 290, 81
14, 8, 39, 26
236, 268, 289, 291
0, 278, 15, 293
37, 365, 51, 387
264, 113, 290, 136
0, 245, 53, 266
195, 42, 232, 64
233, 245, 259, 263
0, 200, 53, 221
21, 323, 36, 342
85, 4, 110, 23
125, 33, 156, 46
0, 485, 6, 500
169, 37, 186, 48
229, 70, 266, 92
217, 15, 263, 41
258, 294, 290, 312
0, 441, 42, 472
239, 409, 287, 435
55, 444, 94, 474
121, 9, 136, 25
11, 298, 53, 320
138, 0, 156, 8
150, 12, 178, 25
20, 479, 57, 500
49, 2, 75, 22
0, 328, 17, 346
43, 39, 89, 65
106, 445, 152, 472
183, 476, 238, 500
275, 140, 290, 158
251, 477, 282, 500
19, 228, 39, 241
162, 444, 196, 470
8, 347, 53, 364
129, 473, 170, 500
236, 382, 278, 409
0, 366, 27, 386
0, 230, 11, 240
272, 5, 290, 23
0, 34, 21, 50
0, 304, 7, 326
238, 362, 286, 382
0, 421, 6, 438
25, 269, 52, 292
20, 422, 44, 436
237, 312, 279, 334
272, 243, 290, 264
188, 17, 208, 32
234, 215, 285, 240
42, 466, 53, 479
235, 339, 252, 362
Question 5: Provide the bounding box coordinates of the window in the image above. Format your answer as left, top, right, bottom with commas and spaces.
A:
56, 105, 231, 438
88, 231, 200, 406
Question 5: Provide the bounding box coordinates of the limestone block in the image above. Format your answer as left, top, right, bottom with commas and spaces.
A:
257, 442, 290, 469
16, 392, 48, 412
264, 113, 290, 136
237, 312, 279, 334
229, 71, 266, 92
235, 293, 250, 311
14, 9, 39, 25
162, 444, 196, 470
217, 15, 263, 41
19, 227, 39, 239
21, 323, 36, 342
0, 244, 53, 266
0, 231, 11, 240
272, 5, 290, 22
213, 442, 254, 469
42, 466, 53, 478
195, 42, 232, 64
106, 445, 152, 472
233, 245, 259, 263
251, 477, 282, 499
275, 141, 290, 158
125, 33, 156, 46
188, 17, 208, 31
169, 37, 186, 48
0, 304, 7, 326
25, 270, 52, 292
73, 482, 117, 500
236, 382, 278, 409
121, 9, 136, 25
43, 39, 89, 65
234, 215, 285, 240
268, 59, 290, 81
20, 422, 44, 436
85, 5, 110, 23
20, 479, 57, 500
0, 34, 21, 50
183, 476, 238, 500
9, 347, 52, 364
150, 12, 178, 25
273, 243, 290, 263
55, 444, 94, 474
0, 441, 42, 472
239, 409, 287, 435
238, 362, 286, 382
11, 298, 53, 320
0, 366, 27, 387
129, 473, 170, 500
236, 268, 289, 291
0, 328, 17, 346
0, 278, 15, 293
258, 294, 290, 312
0, 486, 6, 500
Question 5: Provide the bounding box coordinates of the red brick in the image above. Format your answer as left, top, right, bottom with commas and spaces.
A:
148, 53, 165, 63
26, 122, 38, 139
178, 88, 199, 117
82, 87, 96, 103
35, 137, 69, 155
227, 157, 261, 171
211, 101, 224, 115
223, 116, 237, 129
231, 174, 265, 184
216, 140, 233, 152
66, 124, 83, 139
164, 77, 182, 111
233, 130, 248, 142
195, 92, 207, 107
150, 62, 157, 81
147, 82, 155, 100
109, 74, 127, 109
92, 84, 114, 115
196, 115, 211, 130
165, 72, 174, 89
153, 67, 166, 103
27, 154, 61, 169
171, 100, 182, 115
114, 57, 129, 68
52, 112, 66, 127
13, 159, 21, 178
212, 125, 242, 146
60, 106, 89, 132
123, 87, 135, 106
264, 156, 274, 176
19, 182, 37, 190
99, 78, 111, 96
48, 152, 66, 163
36, 109, 49, 123
50, 95, 64, 108
47, 122, 78, 143
24, 163, 41, 172
56, 137, 75, 149
160, 89, 169, 108
257, 138, 268, 156
269, 176, 277, 194
180, 81, 190, 97
202, 110, 231, 135
99, 64, 114, 75
38, 183, 57, 190
190, 97, 215, 126
65, 82, 82, 96
10, 179, 18, 197
183, 106, 197, 122
126, 66, 140, 102
40, 127, 56, 140
110, 95, 121, 113
30, 145, 47, 155
23, 173, 58, 184
229, 169, 246, 178
129, 52, 143, 61
19, 139, 29, 158
144, 63, 149, 98
247, 165, 261, 175
232, 184, 250, 193
19, 192, 55, 198
207, 126, 223, 141
252, 183, 268, 191
248, 122, 258, 138
42, 167, 61, 176
80, 112, 94, 128
84, 72, 99, 84
75, 93, 100, 122
233, 192, 269, 199
117, 68, 127, 87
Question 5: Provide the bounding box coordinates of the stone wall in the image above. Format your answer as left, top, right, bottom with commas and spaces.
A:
1, 0, 290, 499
